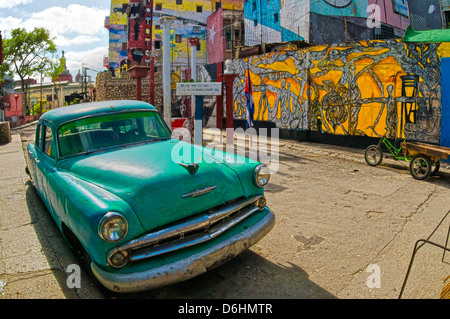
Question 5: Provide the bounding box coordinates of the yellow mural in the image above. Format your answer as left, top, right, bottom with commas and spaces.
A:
233, 39, 446, 144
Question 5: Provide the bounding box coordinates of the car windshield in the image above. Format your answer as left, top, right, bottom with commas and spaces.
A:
57, 111, 171, 158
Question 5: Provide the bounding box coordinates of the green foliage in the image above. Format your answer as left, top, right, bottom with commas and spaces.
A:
0, 27, 58, 84
32, 100, 48, 116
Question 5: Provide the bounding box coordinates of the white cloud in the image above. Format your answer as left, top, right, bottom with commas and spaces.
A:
55, 35, 103, 47
0, 0, 32, 9
65, 46, 108, 74
0, 4, 109, 44
26, 5, 108, 37
0, 4, 110, 76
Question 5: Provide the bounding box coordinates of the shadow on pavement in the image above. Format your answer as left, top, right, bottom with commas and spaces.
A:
103, 250, 336, 299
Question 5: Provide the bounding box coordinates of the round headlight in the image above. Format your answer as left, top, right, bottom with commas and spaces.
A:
253, 164, 271, 188
98, 212, 128, 243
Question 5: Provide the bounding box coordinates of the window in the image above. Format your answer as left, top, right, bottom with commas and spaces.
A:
155, 3, 162, 10
44, 124, 55, 158
445, 10, 450, 28
197, 42, 201, 51
254, 19, 258, 27
196, 5, 202, 13
155, 25, 161, 30
252, 2, 256, 11
57, 112, 171, 158
155, 41, 161, 49
215, 2, 221, 10
35, 124, 42, 149
274, 13, 279, 23
176, 0, 182, 4
175, 34, 182, 43
391, 0, 408, 17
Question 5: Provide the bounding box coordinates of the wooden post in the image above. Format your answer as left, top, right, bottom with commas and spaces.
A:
223, 73, 237, 147
216, 62, 223, 129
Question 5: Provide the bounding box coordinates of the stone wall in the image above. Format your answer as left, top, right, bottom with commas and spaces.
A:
0, 122, 12, 144
95, 71, 163, 111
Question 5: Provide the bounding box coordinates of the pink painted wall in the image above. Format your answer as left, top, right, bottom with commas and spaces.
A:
368, 0, 410, 30
4, 92, 23, 118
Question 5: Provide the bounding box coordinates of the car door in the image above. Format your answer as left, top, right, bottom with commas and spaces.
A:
36, 122, 60, 221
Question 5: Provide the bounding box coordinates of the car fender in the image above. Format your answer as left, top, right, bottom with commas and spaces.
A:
56, 172, 146, 267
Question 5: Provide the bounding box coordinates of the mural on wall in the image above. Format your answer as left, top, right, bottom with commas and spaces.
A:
108, 0, 130, 70
127, 0, 154, 67
152, 0, 211, 66
232, 39, 444, 144
244, 0, 308, 46
312, 0, 369, 17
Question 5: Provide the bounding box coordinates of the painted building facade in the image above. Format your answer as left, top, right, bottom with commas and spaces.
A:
244, 0, 410, 46
106, 1, 237, 75
105, 0, 130, 71
207, 3, 245, 64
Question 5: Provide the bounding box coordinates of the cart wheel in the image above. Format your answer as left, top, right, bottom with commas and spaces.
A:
409, 155, 432, 180
365, 145, 383, 166
430, 161, 440, 176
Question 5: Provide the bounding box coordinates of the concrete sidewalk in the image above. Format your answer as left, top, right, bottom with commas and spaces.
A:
0, 132, 102, 299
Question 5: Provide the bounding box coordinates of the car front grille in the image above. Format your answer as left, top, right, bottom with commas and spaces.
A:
107, 195, 265, 268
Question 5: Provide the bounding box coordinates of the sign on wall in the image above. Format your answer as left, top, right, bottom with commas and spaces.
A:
176, 82, 222, 96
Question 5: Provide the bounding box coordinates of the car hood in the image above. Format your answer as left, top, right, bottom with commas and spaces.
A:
58, 140, 246, 231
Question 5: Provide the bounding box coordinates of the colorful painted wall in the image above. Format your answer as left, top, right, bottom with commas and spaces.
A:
153, 0, 212, 67
108, 0, 129, 70
244, 0, 308, 45
219, 0, 244, 11
245, 0, 409, 46
106, 0, 217, 71
232, 39, 447, 144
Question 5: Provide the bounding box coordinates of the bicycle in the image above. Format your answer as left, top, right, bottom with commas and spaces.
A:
365, 136, 441, 180
364, 136, 409, 167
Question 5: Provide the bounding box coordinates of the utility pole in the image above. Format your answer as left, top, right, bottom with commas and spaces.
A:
160, 16, 176, 128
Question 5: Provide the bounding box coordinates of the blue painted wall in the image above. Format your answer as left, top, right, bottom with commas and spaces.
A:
441, 58, 450, 153
310, 0, 369, 18
244, 0, 305, 43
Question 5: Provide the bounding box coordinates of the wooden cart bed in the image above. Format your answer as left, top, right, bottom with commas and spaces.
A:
400, 141, 450, 161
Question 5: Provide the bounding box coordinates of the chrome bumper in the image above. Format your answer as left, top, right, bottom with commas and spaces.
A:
91, 209, 275, 293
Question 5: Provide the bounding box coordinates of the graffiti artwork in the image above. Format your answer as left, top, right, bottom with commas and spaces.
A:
232, 39, 444, 144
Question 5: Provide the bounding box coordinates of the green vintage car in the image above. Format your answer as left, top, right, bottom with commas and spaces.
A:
25, 100, 275, 293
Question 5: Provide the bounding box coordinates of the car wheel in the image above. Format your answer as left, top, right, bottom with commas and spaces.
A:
365, 145, 383, 166
409, 155, 432, 180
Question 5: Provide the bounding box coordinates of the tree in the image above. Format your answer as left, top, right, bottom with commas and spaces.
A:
0, 28, 57, 115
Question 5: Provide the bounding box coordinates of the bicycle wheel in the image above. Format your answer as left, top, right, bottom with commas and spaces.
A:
365, 145, 383, 166
409, 155, 431, 180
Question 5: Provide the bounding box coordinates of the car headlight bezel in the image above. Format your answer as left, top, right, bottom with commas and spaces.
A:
98, 212, 128, 243
253, 164, 270, 188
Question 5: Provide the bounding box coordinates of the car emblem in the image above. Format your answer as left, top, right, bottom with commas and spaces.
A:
182, 186, 218, 198
178, 162, 199, 174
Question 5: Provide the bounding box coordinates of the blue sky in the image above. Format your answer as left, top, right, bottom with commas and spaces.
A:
0, 0, 111, 80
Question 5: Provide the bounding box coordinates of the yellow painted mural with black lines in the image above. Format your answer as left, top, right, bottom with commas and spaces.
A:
232, 39, 445, 144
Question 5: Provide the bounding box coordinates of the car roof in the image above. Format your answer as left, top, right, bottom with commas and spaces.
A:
40, 100, 157, 127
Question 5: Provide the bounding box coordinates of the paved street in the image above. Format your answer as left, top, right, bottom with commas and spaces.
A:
1, 122, 449, 299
